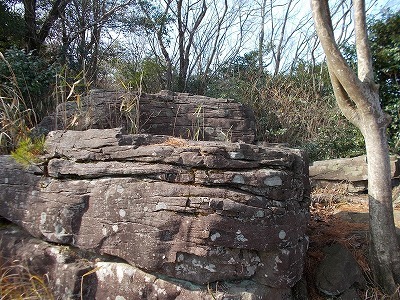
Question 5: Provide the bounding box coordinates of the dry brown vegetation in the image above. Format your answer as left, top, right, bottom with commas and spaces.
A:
306, 187, 400, 299
0, 259, 53, 300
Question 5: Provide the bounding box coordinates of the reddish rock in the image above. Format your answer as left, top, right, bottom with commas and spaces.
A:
34, 89, 256, 143
0, 128, 310, 298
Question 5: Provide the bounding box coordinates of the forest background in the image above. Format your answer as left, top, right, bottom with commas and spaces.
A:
0, 0, 399, 161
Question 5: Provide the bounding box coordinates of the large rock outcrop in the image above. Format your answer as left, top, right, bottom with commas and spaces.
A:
0, 128, 310, 299
309, 155, 400, 193
35, 89, 256, 143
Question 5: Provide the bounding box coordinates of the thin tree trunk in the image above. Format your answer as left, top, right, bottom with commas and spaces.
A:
258, 0, 267, 75
23, 0, 38, 51
364, 116, 400, 294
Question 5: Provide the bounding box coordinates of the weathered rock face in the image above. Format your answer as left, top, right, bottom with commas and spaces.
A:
1, 226, 291, 300
316, 243, 366, 298
34, 89, 256, 143
309, 155, 400, 193
0, 128, 309, 299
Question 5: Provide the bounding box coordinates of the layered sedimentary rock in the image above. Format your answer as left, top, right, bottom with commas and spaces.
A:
309, 155, 400, 192
0, 128, 309, 299
35, 89, 256, 143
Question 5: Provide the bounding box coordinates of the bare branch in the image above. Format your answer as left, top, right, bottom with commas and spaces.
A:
311, 0, 366, 106
354, 0, 375, 84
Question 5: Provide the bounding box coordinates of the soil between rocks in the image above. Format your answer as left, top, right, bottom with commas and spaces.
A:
305, 191, 400, 299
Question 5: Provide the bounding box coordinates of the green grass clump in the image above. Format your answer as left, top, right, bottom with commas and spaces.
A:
11, 136, 45, 167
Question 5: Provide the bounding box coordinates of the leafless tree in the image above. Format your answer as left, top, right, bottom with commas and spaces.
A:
23, 0, 72, 52
141, 0, 252, 92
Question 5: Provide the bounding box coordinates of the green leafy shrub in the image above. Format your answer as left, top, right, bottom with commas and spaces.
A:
0, 48, 58, 119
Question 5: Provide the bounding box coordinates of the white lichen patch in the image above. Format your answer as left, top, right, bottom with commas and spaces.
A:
232, 174, 245, 184
246, 264, 257, 275
155, 202, 167, 211
115, 296, 126, 300
204, 263, 216, 272
177, 254, 184, 262
116, 185, 124, 194
40, 212, 47, 225
54, 224, 67, 238
228, 151, 244, 159
48, 247, 66, 264
116, 264, 135, 284
119, 209, 126, 218
278, 230, 286, 240
235, 230, 248, 242
191, 258, 202, 268
274, 256, 283, 271
96, 262, 135, 285
264, 176, 282, 186
112, 225, 119, 232
254, 210, 264, 218
155, 286, 167, 295
31, 190, 38, 196
281, 249, 290, 256
102, 227, 108, 236
275, 256, 282, 264
210, 232, 221, 241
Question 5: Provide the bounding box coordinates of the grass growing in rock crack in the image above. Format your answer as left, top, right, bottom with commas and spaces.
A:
0, 259, 54, 300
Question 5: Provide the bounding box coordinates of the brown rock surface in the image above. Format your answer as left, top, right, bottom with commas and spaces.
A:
309, 155, 400, 193
0, 128, 310, 298
34, 89, 256, 143
1, 225, 291, 300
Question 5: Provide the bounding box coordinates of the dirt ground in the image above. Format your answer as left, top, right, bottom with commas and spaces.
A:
306, 189, 400, 299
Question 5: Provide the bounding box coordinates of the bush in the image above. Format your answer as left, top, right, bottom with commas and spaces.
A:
205, 57, 366, 161
0, 48, 58, 119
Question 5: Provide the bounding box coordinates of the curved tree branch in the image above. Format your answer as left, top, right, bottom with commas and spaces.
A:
311, 0, 367, 108
354, 0, 375, 86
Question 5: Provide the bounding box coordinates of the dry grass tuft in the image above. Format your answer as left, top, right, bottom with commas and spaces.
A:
0, 259, 53, 300
163, 137, 188, 147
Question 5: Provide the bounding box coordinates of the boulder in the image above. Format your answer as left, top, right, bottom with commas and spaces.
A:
0, 128, 310, 298
309, 155, 400, 193
1, 225, 292, 300
316, 243, 366, 297
33, 89, 256, 143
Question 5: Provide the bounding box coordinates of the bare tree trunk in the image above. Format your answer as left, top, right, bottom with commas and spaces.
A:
176, 0, 207, 92
23, 0, 38, 51
365, 117, 400, 293
140, 0, 173, 90
23, 0, 72, 53
311, 0, 400, 295
258, 0, 267, 75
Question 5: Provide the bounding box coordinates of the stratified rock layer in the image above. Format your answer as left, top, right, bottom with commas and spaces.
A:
0, 128, 310, 299
309, 155, 400, 192
35, 89, 256, 143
